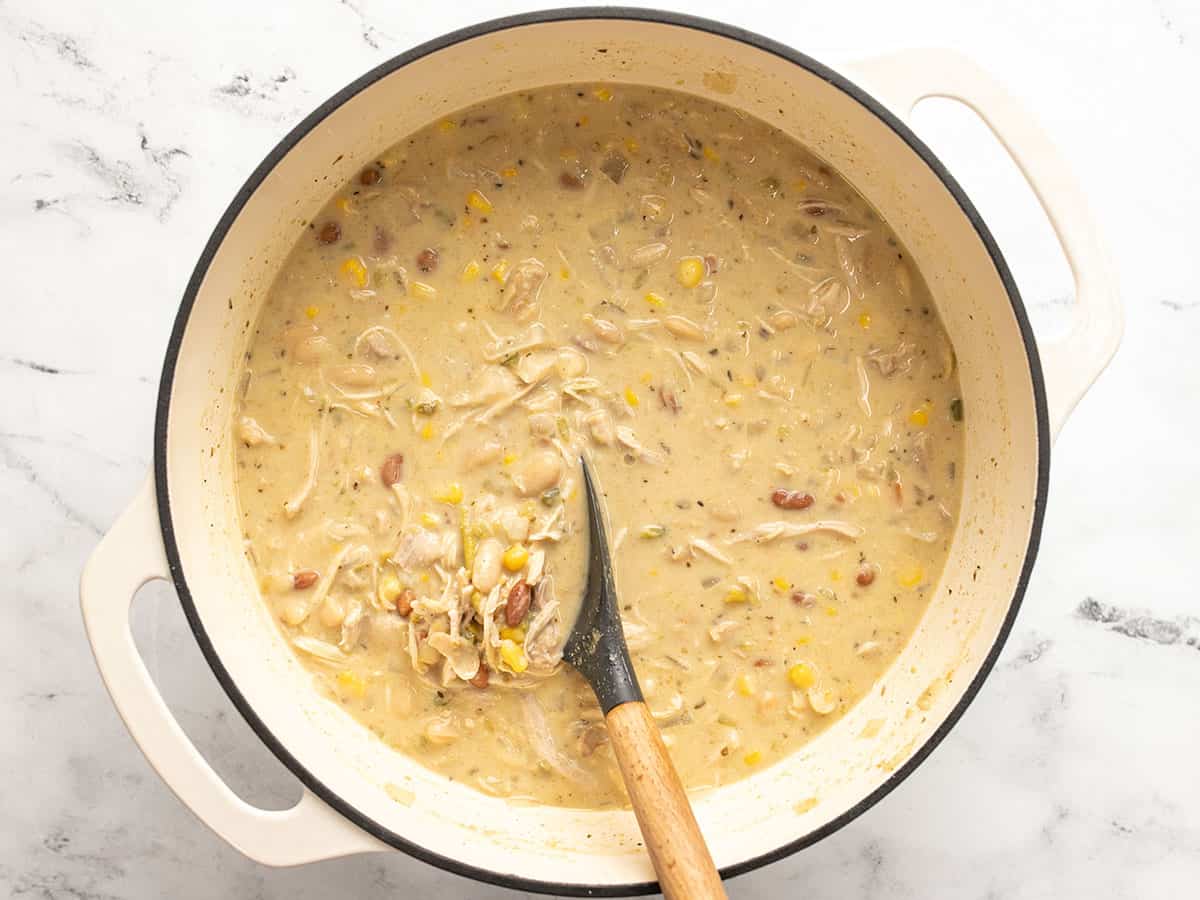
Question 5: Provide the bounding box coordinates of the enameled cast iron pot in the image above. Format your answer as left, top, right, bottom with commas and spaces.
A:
80, 9, 1122, 895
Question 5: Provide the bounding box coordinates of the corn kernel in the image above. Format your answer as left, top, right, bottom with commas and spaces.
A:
788, 663, 816, 690
645, 291, 665, 308
500, 639, 528, 673
795, 635, 812, 646
744, 750, 763, 766
501, 166, 519, 178
461, 260, 480, 282
592, 86, 613, 102
466, 189, 493, 214
676, 256, 705, 288
336, 671, 367, 698
420, 422, 434, 440
723, 393, 743, 407
639, 371, 653, 385
578, 114, 590, 127
830, 569, 842, 582
702, 145, 720, 162
735, 674, 756, 696
500, 625, 527, 643
624, 137, 640, 154
420, 512, 440, 527
724, 587, 748, 604
304, 304, 320, 319
624, 386, 640, 407
908, 405, 930, 428
824, 605, 839, 617
378, 572, 402, 608
739, 374, 757, 388
772, 577, 790, 592
858, 312, 872, 329
340, 257, 368, 288
420, 372, 432, 388
409, 281, 437, 301
502, 451, 517, 466
470, 590, 483, 611
437, 119, 457, 133
559, 266, 571, 280
336, 196, 353, 214
502, 544, 529, 572
898, 564, 925, 588
491, 259, 510, 283
434, 483, 463, 505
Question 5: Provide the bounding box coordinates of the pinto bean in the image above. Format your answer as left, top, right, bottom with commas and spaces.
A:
292, 570, 319, 590
373, 226, 392, 253
469, 661, 489, 688
360, 167, 381, 186
505, 579, 531, 626
856, 564, 876, 587
416, 248, 439, 272
380, 453, 405, 486
771, 488, 814, 510
317, 221, 341, 244
395, 588, 415, 617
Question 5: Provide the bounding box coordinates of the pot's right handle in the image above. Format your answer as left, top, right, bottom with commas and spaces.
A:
848, 50, 1122, 441
80, 473, 385, 865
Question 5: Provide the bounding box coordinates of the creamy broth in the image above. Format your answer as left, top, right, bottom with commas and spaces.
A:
233, 84, 964, 808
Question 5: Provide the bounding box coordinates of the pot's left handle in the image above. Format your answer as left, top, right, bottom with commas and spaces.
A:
80, 473, 385, 866
848, 50, 1123, 441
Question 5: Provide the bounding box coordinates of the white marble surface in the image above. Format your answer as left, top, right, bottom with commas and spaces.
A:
3, 0, 1198, 896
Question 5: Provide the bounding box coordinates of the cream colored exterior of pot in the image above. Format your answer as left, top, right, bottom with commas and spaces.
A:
81, 17, 1120, 892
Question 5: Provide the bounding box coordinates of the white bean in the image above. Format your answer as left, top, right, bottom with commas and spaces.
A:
464, 440, 503, 470
499, 508, 531, 542
527, 412, 556, 438
556, 347, 588, 378
585, 409, 615, 446
280, 596, 308, 626
583, 313, 625, 345
807, 687, 838, 716
628, 241, 669, 268
294, 335, 331, 364
663, 315, 707, 341
768, 309, 800, 331
472, 538, 504, 592
325, 363, 377, 389
318, 596, 345, 629
515, 449, 563, 496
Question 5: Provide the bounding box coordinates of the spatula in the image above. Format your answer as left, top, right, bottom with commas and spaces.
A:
564, 457, 727, 900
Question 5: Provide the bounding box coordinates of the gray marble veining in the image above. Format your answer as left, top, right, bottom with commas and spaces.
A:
2, 0, 1198, 897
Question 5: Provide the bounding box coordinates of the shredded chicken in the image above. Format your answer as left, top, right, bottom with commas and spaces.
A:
726, 520, 865, 544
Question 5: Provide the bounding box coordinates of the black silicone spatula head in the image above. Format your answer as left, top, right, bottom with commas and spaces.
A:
562, 457, 643, 713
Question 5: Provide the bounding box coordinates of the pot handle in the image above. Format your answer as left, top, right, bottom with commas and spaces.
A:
848, 50, 1122, 440
80, 473, 384, 865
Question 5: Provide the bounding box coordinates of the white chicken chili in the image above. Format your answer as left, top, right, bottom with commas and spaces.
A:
233, 83, 964, 807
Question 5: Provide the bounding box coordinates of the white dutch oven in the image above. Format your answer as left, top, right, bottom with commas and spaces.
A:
80, 9, 1121, 895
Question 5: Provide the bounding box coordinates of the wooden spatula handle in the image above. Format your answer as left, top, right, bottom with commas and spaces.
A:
605, 701, 727, 899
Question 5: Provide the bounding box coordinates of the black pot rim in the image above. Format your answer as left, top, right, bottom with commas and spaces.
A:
153, 6, 1050, 896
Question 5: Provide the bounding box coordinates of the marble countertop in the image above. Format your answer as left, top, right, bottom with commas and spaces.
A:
3, 0, 1197, 897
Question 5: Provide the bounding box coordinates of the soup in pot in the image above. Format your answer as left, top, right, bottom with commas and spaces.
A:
233, 84, 964, 808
